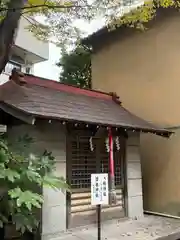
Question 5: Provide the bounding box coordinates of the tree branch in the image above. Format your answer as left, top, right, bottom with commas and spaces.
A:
21, 14, 36, 26
0, 3, 91, 12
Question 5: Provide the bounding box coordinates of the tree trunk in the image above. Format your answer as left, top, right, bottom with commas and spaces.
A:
0, 0, 26, 75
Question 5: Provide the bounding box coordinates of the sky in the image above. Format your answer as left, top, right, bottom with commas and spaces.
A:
33, 1, 143, 81
33, 18, 105, 81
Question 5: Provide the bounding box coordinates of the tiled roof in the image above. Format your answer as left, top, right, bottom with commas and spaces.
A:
0, 74, 170, 135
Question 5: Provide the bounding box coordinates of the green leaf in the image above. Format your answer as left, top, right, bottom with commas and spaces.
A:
0, 163, 6, 179
25, 201, 32, 211
9, 188, 43, 207
43, 175, 70, 192
0, 140, 8, 151
26, 224, 33, 232
25, 169, 42, 184
0, 149, 8, 163
8, 187, 22, 199
5, 169, 20, 182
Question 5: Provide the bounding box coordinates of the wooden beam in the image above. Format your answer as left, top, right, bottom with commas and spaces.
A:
0, 103, 35, 125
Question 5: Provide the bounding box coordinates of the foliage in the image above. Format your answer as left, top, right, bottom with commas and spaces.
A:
109, 0, 180, 31
58, 44, 91, 88
0, 0, 179, 77
0, 134, 69, 234
0, 0, 179, 47
0, 0, 133, 47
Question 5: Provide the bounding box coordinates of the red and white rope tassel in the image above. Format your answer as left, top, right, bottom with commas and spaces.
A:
108, 127, 117, 205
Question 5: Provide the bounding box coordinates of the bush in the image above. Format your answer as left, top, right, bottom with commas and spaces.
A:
0, 134, 69, 238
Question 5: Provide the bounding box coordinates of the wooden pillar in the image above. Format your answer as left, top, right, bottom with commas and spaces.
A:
66, 124, 72, 229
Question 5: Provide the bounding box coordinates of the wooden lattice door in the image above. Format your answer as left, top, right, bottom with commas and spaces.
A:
67, 131, 126, 228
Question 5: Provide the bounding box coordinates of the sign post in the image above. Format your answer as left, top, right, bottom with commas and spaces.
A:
97, 204, 101, 240
91, 173, 109, 240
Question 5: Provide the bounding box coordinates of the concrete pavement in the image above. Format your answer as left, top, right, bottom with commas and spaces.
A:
48, 215, 180, 240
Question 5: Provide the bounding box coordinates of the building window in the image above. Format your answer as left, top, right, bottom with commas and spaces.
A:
3, 61, 22, 75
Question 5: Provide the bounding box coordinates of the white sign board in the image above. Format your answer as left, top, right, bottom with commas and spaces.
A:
91, 173, 109, 206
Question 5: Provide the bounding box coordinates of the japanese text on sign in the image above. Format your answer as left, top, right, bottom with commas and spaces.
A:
91, 173, 109, 206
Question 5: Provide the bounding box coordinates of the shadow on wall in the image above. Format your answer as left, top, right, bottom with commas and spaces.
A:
140, 129, 180, 218
154, 202, 180, 217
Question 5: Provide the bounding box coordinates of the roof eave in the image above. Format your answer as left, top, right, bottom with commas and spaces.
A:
30, 114, 173, 138
0, 102, 36, 125
0, 102, 172, 138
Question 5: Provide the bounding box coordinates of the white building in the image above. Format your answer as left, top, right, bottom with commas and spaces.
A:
0, 18, 49, 85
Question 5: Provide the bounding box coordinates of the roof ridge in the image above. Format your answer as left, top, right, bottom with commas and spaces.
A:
24, 73, 112, 97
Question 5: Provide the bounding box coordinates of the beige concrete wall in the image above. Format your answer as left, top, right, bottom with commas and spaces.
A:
141, 129, 180, 216
7, 123, 66, 239
92, 13, 180, 126
91, 13, 180, 215
127, 132, 143, 218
